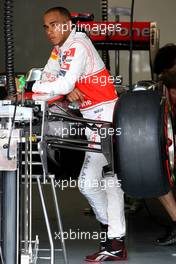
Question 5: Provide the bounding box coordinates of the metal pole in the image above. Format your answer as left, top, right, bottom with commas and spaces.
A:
2, 171, 17, 264
37, 176, 54, 264
29, 117, 33, 256
50, 176, 68, 264
24, 133, 29, 254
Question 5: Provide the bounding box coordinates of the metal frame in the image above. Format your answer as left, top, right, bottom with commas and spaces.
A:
46, 110, 115, 177
0, 100, 69, 264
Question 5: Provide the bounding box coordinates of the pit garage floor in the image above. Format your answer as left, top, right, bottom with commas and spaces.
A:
31, 184, 176, 264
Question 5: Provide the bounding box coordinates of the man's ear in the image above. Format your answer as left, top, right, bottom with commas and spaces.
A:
161, 68, 176, 88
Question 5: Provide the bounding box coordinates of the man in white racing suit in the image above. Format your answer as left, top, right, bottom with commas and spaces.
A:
32, 7, 127, 261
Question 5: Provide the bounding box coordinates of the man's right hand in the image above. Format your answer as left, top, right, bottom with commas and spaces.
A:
66, 88, 84, 103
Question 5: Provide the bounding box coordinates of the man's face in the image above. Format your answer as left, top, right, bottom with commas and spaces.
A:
43, 11, 71, 46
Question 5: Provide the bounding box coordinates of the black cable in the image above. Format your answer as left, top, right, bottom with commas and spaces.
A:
4, 0, 18, 158
101, 0, 110, 70
129, 0, 135, 91
4, 0, 16, 96
101, 0, 108, 21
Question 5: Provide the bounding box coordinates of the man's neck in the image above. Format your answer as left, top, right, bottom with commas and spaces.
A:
59, 30, 72, 48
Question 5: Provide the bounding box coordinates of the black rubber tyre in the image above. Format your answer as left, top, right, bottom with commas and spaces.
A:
113, 90, 175, 198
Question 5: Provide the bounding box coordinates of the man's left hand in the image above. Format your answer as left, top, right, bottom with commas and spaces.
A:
66, 88, 84, 103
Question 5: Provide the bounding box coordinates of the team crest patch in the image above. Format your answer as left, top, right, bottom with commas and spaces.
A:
64, 48, 76, 58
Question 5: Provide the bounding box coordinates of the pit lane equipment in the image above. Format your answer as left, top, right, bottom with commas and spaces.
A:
0, 94, 70, 264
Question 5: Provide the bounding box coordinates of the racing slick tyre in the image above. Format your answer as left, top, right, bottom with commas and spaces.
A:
113, 90, 175, 198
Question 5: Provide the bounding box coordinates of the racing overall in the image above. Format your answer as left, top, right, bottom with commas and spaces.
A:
32, 28, 126, 238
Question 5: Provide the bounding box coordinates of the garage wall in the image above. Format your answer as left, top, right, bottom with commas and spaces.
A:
1, 0, 176, 82
109, 0, 176, 82
0, 0, 101, 73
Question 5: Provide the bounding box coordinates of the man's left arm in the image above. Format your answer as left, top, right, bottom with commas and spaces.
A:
32, 43, 87, 95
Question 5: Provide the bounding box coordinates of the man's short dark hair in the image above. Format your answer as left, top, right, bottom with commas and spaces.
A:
153, 43, 176, 75
45, 6, 72, 21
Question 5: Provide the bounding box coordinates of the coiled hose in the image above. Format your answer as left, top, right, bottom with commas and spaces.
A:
101, 0, 110, 70
101, 0, 108, 21
4, 0, 16, 96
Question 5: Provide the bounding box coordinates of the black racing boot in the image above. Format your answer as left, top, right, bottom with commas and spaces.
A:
156, 222, 176, 246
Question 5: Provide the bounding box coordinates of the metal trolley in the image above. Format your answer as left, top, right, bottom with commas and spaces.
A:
0, 96, 69, 264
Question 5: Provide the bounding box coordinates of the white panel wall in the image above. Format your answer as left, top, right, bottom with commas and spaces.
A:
1, 0, 176, 81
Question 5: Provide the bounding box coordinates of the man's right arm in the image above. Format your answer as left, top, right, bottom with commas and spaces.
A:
32, 42, 87, 95
41, 48, 61, 82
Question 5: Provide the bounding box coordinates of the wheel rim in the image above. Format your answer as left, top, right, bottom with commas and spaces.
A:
165, 103, 175, 186
167, 115, 175, 171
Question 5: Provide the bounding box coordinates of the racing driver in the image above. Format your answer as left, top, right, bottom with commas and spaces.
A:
31, 6, 127, 262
